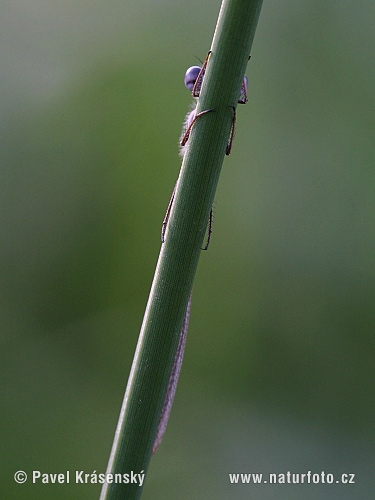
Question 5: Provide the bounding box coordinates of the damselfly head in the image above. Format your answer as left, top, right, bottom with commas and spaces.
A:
184, 66, 201, 91
184, 64, 248, 104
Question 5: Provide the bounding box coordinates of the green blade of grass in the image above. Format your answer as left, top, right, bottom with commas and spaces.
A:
101, 1, 263, 498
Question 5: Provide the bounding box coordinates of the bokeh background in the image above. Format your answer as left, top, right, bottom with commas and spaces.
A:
2, 1, 374, 498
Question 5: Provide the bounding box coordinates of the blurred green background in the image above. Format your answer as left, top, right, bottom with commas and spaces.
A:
1, 1, 374, 499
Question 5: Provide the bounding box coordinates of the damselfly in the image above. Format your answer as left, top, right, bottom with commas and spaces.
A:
180, 52, 248, 156
153, 53, 248, 453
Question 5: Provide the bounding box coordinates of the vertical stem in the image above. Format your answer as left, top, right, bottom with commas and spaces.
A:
101, 1, 263, 498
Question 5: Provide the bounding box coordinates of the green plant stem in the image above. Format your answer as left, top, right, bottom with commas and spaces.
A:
100, 1, 263, 498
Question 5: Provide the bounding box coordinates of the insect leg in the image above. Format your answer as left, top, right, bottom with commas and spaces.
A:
161, 183, 176, 243
180, 108, 214, 148
202, 207, 213, 250
192, 50, 212, 97
226, 106, 236, 155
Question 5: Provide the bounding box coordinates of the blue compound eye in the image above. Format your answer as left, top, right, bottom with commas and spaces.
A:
184, 66, 201, 91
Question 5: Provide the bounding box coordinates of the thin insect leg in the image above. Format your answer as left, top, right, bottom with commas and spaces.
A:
161, 183, 177, 243
192, 50, 212, 97
202, 207, 213, 250
226, 106, 236, 155
153, 292, 192, 454
180, 108, 214, 148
